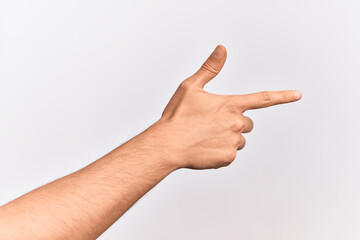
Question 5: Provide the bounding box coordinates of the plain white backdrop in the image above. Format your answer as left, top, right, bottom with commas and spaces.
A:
1, 1, 359, 239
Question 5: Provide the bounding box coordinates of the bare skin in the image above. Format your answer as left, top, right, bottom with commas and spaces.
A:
0, 45, 301, 239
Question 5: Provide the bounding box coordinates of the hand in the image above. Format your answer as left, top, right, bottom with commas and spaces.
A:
0, 45, 302, 240
149, 45, 302, 170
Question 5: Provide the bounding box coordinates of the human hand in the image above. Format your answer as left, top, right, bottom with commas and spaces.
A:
148, 45, 302, 170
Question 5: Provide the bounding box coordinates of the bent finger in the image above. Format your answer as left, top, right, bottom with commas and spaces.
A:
242, 116, 254, 133
237, 135, 246, 150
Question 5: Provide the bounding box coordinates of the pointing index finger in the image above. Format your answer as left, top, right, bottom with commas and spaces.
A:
235, 90, 302, 111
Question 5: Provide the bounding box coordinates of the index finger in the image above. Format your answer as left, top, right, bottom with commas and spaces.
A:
234, 90, 302, 111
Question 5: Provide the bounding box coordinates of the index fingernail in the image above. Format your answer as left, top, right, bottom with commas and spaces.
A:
294, 91, 302, 100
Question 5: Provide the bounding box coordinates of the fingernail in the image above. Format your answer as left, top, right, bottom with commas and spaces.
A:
294, 91, 302, 100
212, 45, 225, 58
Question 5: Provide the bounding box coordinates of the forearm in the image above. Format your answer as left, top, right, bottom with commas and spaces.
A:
0, 121, 176, 240
0, 45, 301, 239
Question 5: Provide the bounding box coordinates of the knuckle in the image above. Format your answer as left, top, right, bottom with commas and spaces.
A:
229, 120, 244, 131
201, 61, 220, 76
225, 97, 241, 114
248, 124, 254, 133
236, 135, 246, 150
237, 134, 245, 145
259, 91, 271, 106
225, 103, 238, 114
223, 150, 237, 166
245, 117, 254, 132
178, 80, 193, 91
241, 136, 246, 147
238, 143, 245, 151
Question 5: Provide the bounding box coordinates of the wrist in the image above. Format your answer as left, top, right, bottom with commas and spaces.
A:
115, 119, 183, 172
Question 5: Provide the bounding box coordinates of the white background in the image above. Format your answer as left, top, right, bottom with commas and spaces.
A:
1, 1, 359, 239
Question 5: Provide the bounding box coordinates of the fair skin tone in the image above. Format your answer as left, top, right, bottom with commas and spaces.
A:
0, 45, 301, 239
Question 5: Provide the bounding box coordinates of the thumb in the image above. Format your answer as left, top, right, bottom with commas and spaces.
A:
191, 45, 227, 88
